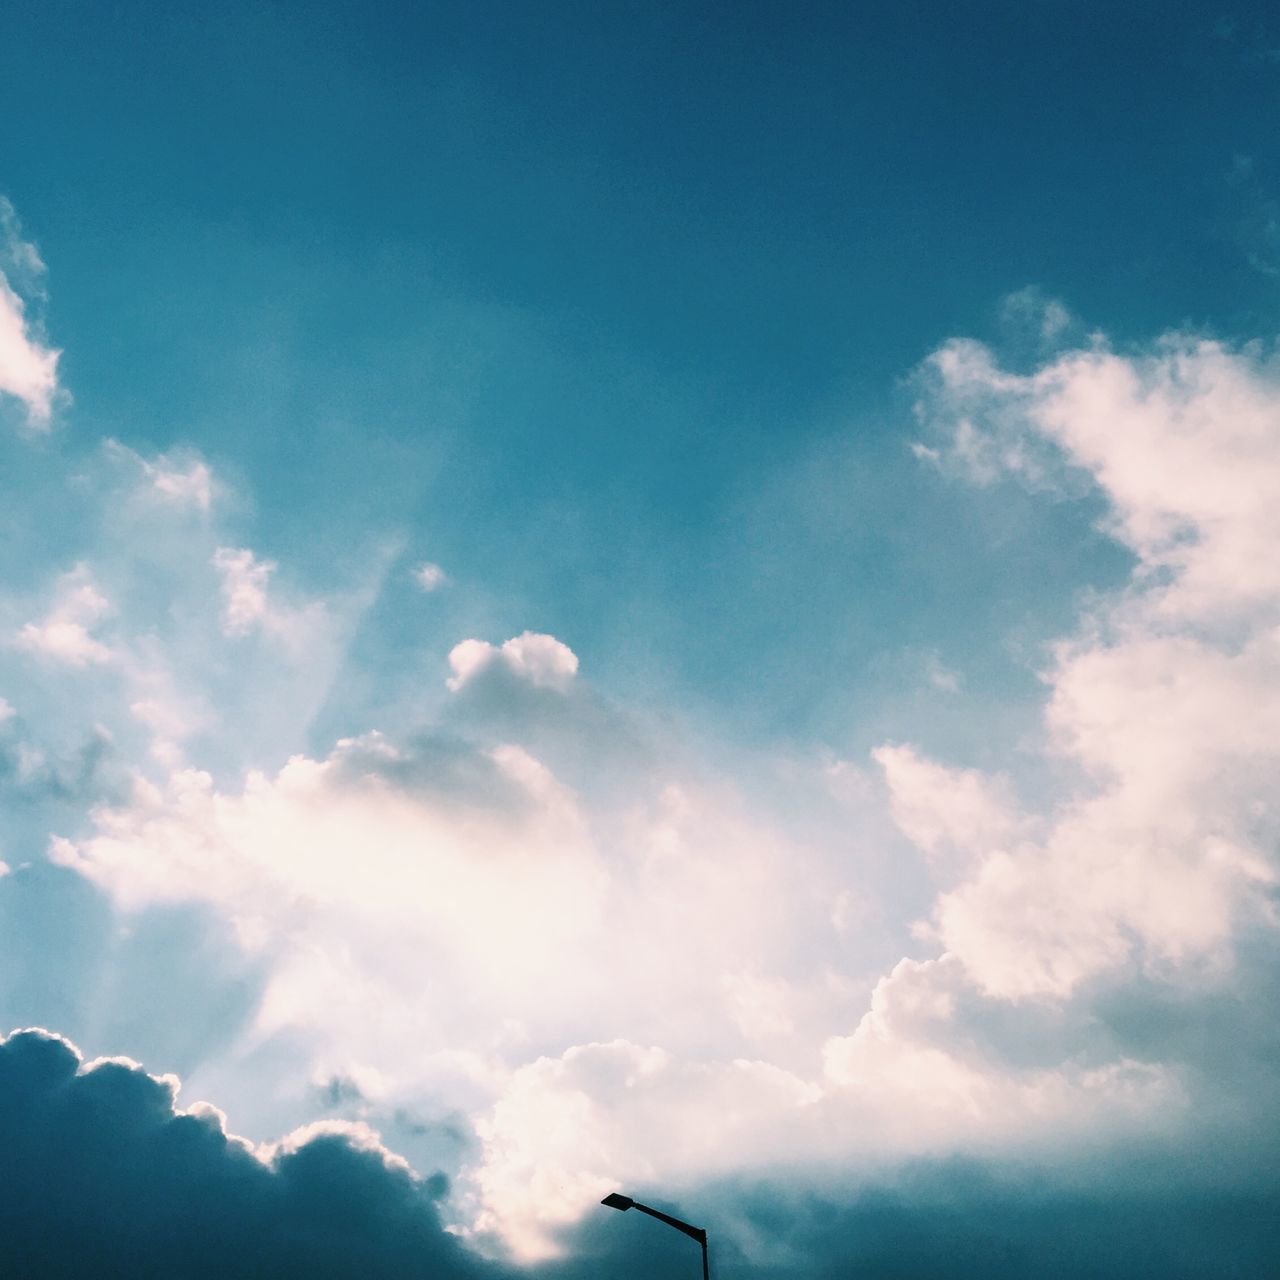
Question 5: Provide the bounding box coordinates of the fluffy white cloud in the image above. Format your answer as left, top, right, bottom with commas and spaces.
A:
48, 725, 812, 1074
922, 333, 1280, 621
50, 721, 872, 1255
874, 744, 1022, 863
820, 955, 1178, 1146
905, 327, 1280, 999
447, 632, 579, 692
471, 1041, 820, 1258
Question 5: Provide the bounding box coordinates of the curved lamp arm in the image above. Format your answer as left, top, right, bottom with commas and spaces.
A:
601, 1192, 710, 1280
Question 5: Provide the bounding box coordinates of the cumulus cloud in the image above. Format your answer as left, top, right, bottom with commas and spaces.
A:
472, 1040, 820, 1259
0, 198, 61, 427
920, 330, 1280, 619
49, 719, 879, 1257
447, 632, 579, 692
0, 1027, 484, 1279
906, 329, 1280, 999
874, 745, 1022, 864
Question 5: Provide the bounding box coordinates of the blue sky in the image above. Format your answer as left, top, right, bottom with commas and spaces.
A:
2, 3, 1280, 1276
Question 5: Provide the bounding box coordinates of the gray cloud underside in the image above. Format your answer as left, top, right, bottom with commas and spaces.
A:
0, 1029, 485, 1280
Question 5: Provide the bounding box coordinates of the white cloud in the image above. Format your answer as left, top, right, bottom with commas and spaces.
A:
212, 547, 274, 637
923, 650, 962, 693
210, 546, 333, 657
414, 561, 448, 591
820, 955, 1178, 1143
447, 632, 579, 692
922, 333, 1280, 620
908, 330, 1280, 998
0, 275, 60, 427
14, 565, 113, 666
471, 1041, 820, 1259
0, 198, 60, 427
0, 197, 47, 285
874, 744, 1022, 863
105, 440, 215, 511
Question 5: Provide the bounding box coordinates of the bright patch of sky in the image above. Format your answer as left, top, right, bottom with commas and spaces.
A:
2, 3, 1280, 1276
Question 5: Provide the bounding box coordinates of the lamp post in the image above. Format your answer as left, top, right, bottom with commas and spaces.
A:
600, 1191, 710, 1280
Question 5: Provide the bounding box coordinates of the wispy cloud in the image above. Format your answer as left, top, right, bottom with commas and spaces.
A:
414, 561, 448, 591
0, 197, 61, 427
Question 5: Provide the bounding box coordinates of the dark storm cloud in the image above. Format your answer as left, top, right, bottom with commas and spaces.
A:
0, 1029, 489, 1280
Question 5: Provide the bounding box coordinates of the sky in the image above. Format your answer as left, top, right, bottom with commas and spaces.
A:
2, 1, 1280, 1275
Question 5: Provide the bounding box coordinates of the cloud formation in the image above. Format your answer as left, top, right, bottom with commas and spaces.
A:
1, 244, 1277, 1273
911, 329, 1280, 998
14, 565, 114, 667
0, 1027, 484, 1279
415, 561, 449, 591
447, 632, 580, 693
38, 313, 1280, 1254
0, 198, 60, 427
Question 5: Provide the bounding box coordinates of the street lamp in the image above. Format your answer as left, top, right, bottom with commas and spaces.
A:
600, 1191, 710, 1280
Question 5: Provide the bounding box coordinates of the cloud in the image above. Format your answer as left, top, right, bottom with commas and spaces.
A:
212, 547, 274, 637
211, 546, 326, 651
4, 1027, 1268, 1279
908, 329, 1280, 999
447, 632, 579, 693
14, 565, 114, 667
472, 1040, 820, 1259
105, 439, 215, 511
919, 331, 1280, 619
0, 198, 61, 427
415, 561, 448, 591
0, 1027, 486, 1279
874, 744, 1021, 863
923, 650, 961, 693
48, 722, 887, 1258
1, 210, 1276, 1275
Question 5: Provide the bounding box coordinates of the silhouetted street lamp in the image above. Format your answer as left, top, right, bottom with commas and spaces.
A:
601, 1191, 710, 1280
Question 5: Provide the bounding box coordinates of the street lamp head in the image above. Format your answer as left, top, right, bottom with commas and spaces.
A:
601, 1192, 635, 1212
